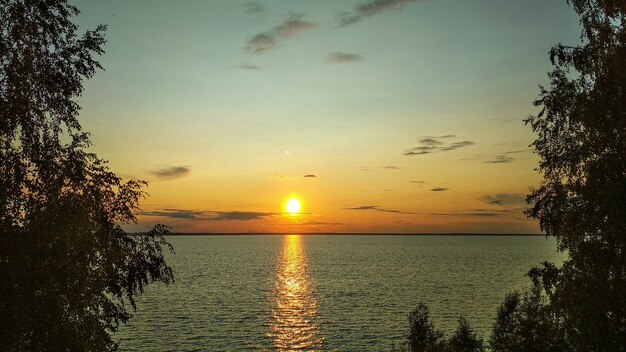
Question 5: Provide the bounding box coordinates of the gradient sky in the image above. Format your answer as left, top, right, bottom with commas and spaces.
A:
74, 0, 582, 233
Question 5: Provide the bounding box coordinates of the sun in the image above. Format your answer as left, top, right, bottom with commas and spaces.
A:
285, 198, 301, 214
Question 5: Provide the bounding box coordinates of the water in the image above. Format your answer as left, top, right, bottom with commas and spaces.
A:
116, 234, 563, 351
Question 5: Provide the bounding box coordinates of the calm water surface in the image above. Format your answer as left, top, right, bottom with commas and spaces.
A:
116, 235, 563, 351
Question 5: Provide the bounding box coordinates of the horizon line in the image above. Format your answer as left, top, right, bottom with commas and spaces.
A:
134, 232, 545, 237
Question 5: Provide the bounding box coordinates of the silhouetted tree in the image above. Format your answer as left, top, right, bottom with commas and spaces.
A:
0, 1, 173, 351
448, 317, 483, 352
524, 0, 626, 350
489, 289, 569, 352
392, 303, 485, 352
406, 303, 446, 352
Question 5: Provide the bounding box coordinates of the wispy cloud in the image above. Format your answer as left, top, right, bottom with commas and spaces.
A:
442, 141, 475, 151
243, 2, 265, 15
150, 166, 191, 180
492, 117, 519, 123
326, 52, 363, 64
232, 64, 262, 70
303, 174, 317, 178
411, 180, 426, 185
283, 220, 344, 226
345, 205, 414, 214
382, 165, 400, 170
482, 155, 515, 164
430, 187, 448, 192
428, 212, 501, 217
481, 193, 526, 206
338, 0, 419, 27
140, 208, 275, 221
140, 209, 202, 219
244, 13, 317, 54
404, 136, 475, 156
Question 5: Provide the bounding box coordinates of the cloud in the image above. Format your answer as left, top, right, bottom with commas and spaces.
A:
382, 166, 399, 170
418, 137, 445, 146
244, 14, 317, 54
481, 193, 526, 206
346, 205, 378, 210
303, 174, 317, 178
338, 0, 419, 26
140, 209, 203, 219
243, 2, 265, 14
344, 205, 414, 214
210, 211, 274, 221
232, 64, 262, 70
492, 117, 519, 123
150, 166, 191, 180
411, 180, 426, 184
428, 212, 502, 217
140, 208, 275, 221
430, 187, 448, 192
404, 136, 475, 156
283, 220, 344, 226
442, 141, 475, 151
326, 52, 363, 64
483, 155, 515, 164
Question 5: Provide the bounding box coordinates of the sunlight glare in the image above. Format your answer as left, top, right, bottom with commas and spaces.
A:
285, 198, 301, 214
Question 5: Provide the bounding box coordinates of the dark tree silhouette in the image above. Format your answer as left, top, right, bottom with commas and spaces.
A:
524, 0, 626, 350
405, 303, 446, 352
489, 289, 569, 352
448, 317, 484, 352
391, 303, 484, 352
0, 1, 174, 351
391, 303, 445, 352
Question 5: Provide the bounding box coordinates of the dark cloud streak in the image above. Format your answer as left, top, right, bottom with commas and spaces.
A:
483, 156, 515, 164
404, 136, 474, 156
150, 166, 191, 180
232, 64, 262, 70
481, 193, 526, 206
244, 14, 317, 54
344, 205, 414, 214
326, 52, 363, 63
140, 209, 275, 221
338, 0, 419, 26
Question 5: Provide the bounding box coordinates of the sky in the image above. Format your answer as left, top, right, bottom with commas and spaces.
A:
74, 0, 582, 233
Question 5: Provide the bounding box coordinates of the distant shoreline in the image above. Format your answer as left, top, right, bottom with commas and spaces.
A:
146, 232, 546, 237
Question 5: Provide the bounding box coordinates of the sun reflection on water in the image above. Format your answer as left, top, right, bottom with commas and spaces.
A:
268, 235, 323, 351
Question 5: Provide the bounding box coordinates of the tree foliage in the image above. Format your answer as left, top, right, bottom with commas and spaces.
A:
391, 303, 483, 352
489, 289, 569, 352
448, 317, 483, 352
0, 1, 174, 350
524, 0, 626, 350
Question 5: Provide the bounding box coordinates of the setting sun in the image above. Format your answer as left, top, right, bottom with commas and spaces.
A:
285, 198, 301, 214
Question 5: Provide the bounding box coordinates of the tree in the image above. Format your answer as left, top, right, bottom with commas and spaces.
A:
405, 303, 446, 352
489, 289, 569, 352
390, 304, 484, 352
448, 317, 483, 352
524, 0, 626, 350
0, 1, 174, 351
